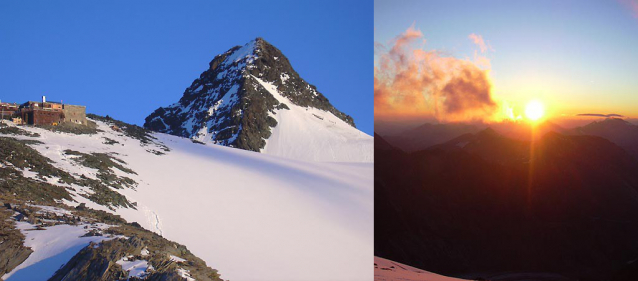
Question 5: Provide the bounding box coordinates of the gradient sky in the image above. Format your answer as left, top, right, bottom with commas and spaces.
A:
0, 0, 373, 134
375, 0, 638, 121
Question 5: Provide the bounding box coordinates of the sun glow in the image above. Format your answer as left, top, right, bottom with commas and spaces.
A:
525, 100, 545, 121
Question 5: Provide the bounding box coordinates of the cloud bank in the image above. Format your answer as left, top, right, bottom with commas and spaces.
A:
576, 113, 625, 118
375, 26, 498, 122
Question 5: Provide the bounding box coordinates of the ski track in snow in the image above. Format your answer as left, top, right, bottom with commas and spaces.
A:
149, 209, 163, 236
1, 119, 373, 281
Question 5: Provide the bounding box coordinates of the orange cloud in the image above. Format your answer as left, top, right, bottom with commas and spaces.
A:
374, 27, 498, 122
441, 67, 494, 114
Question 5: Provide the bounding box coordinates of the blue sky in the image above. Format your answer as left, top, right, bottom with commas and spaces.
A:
375, 0, 638, 119
0, 0, 373, 134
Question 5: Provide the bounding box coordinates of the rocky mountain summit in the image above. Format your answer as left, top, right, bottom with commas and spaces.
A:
144, 37, 358, 153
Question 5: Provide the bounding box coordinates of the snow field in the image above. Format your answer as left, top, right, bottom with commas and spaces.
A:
2, 119, 373, 281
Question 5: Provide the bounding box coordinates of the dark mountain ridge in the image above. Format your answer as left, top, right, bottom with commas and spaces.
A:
568, 118, 638, 160
383, 122, 483, 152
384, 118, 638, 162
375, 129, 638, 280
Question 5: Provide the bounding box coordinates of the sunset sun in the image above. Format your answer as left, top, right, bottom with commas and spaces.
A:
525, 100, 545, 121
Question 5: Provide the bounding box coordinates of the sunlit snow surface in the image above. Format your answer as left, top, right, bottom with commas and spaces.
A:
1, 120, 373, 281
374, 257, 469, 281
117, 256, 152, 279
255, 76, 373, 163
4, 220, 116, 281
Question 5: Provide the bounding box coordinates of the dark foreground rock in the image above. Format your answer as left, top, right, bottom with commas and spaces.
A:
36, 120, 100, 135
0, 199, 223, 281
0, 208, 32, 277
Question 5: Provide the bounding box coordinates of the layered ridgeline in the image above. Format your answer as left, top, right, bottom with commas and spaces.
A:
0, 117, 372, 281
376, 129, 638, 280
144, 38, 372, 162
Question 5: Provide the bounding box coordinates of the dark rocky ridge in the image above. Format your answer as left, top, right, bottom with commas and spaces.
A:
0, 207, 32, 278
144, 37, 355, 152
0, 136, 135, 209
0, 115, 170, 212
50, 224, 222, 281
0, 200, 223, 281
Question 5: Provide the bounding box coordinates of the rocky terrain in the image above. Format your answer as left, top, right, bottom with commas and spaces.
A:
0, 120, 222, 281
2, 201, 221, 281
0, 115, 372, 281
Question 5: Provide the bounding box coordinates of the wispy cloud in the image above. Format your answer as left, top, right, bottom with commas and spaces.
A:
374, 26, 497, 122
620, 0, 638, 18
468, 33, 493, 68
468, 33, 487, 53
576, 113, 625, 117
628, 0, 638, 18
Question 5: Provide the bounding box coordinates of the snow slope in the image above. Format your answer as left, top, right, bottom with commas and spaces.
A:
254, 77, 373, 162
4, 209, 117, 281
374, 257, 469, 281
3, 119, 373, 281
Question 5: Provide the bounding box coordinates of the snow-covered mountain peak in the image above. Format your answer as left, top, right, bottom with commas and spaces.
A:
144, 38, 372, 162
221, 38, 259, 68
